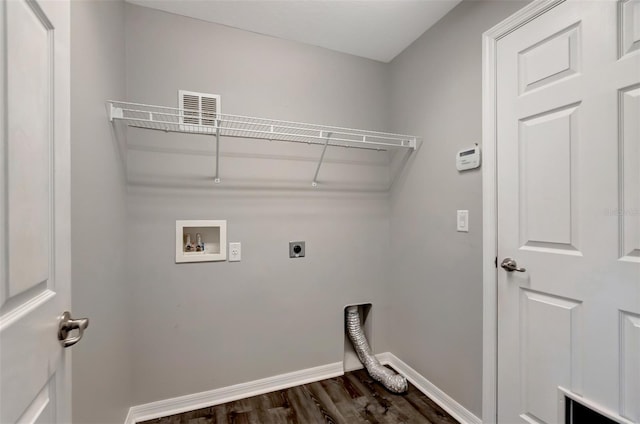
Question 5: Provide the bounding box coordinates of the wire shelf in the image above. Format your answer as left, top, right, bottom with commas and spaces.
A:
107, 100, 418, 187
107, 101, 417, 151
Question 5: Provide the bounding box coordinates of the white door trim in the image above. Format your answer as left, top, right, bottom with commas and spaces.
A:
481, 1, 566, 422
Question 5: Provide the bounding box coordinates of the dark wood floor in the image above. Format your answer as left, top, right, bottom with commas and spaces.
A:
140, 368, 459, 424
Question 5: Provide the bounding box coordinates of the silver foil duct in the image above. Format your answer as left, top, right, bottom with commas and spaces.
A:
345, 306, 408, 393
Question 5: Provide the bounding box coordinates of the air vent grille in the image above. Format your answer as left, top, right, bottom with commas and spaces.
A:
182, 94, 200, 125
201, 96, 217, 126
178, 90, 221, 128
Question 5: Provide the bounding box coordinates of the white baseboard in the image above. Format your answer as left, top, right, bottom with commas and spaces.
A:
124, 361, 344, 424
125, 353, 481, 424
378, 352, 482, 424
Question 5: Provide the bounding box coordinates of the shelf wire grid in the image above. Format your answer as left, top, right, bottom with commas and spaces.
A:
108, 101, 417, 152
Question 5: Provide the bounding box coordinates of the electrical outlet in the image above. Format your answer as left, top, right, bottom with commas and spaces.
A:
289, 241, 305, 258
229, 242, 241, 262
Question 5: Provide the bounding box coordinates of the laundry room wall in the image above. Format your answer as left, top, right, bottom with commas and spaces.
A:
388, 0, 530, 418
70, 0, 132, 422
124, 4, 395, 405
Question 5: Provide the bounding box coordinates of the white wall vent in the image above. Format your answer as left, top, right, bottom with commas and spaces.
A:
178, 90, 221, 129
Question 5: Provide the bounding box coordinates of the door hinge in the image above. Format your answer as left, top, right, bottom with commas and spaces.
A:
495, 256, 498, 268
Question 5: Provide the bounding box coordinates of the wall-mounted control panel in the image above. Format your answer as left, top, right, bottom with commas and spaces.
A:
289, 241, 305, 258
456, 144, 481, 171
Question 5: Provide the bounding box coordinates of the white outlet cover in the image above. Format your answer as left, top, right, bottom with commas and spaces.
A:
229, 242, 241, 262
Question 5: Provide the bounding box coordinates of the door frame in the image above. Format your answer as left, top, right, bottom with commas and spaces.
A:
481, 1, 565, 422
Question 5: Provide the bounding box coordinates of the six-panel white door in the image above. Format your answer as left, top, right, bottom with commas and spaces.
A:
496, 0, 640, 422
0, 0, 72, 422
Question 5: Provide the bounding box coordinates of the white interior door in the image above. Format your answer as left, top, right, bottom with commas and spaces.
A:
496, 0, 640, 423
0, 0, 75, 422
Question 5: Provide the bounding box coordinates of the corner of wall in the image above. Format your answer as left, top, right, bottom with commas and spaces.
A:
70, 0, 132, 422
385, 0, 530, 419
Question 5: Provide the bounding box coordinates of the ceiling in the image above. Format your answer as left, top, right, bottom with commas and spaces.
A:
125, 0, 462, 63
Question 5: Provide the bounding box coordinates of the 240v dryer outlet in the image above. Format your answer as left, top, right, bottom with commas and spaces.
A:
289, 241, 305, 258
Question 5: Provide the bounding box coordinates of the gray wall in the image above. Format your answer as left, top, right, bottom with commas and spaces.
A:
70, 1, 131, 423
388, 0, 528, 418
125, 5, 393, 405
68, 1, 532, 418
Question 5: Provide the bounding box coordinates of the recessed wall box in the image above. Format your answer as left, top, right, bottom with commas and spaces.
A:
456, 144, 481, 171
176, 220, 227, 263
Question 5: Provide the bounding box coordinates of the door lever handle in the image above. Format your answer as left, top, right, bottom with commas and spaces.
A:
501, 257, 526, 273
58, 311, 89, 348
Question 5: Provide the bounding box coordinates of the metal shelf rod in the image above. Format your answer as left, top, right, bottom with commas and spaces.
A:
312, 132, 332, 187
214, 120, 221, 184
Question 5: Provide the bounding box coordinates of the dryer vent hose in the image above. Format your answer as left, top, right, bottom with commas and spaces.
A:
345, 306, 408, 393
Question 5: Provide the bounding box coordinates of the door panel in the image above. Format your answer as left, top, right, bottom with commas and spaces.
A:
620, 311, 640, 421
620, 84, 640, 262
0, 0, 71, 422
16, 378, 56, 424
518, 23, 580, 94
497, 1, 640, 423
519, 290, 582, 424
6, 0, 52, 299
519, 103, 579, 251
620, 0, 640, 57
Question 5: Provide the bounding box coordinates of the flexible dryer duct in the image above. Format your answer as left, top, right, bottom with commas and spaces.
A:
345, 306, 408, 393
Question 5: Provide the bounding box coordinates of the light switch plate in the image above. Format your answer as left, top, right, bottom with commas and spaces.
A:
229, 242, 241, 262
457, 210, 469, 232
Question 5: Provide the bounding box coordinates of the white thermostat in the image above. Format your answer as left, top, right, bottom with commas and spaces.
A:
456, 144, 481, 171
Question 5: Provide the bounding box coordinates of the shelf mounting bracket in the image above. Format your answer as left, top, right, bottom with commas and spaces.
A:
109, 104, 123, 122
312, 132, 332, 187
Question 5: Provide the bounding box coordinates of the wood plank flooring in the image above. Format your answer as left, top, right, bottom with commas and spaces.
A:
140, 368, 459, 424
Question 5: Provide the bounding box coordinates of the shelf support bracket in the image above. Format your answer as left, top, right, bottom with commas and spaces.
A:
109, 103, 122, 122
312, 132, 331, 187
214, 121, 221, 183
408, 137, 417, 150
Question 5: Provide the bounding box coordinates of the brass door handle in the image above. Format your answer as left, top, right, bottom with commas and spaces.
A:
501, 257, 526, 273
58, 311, 89, 348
